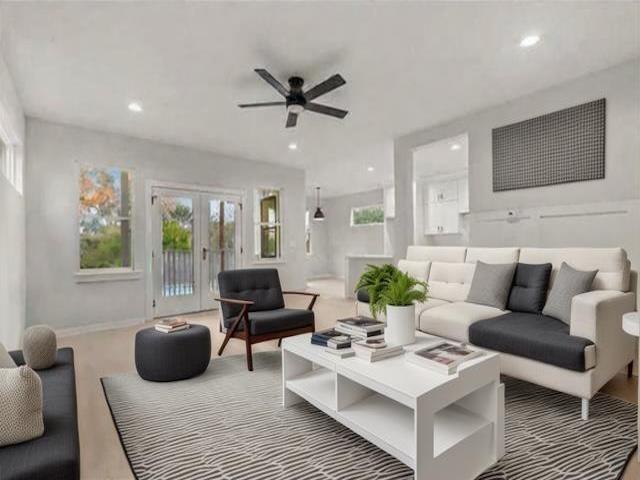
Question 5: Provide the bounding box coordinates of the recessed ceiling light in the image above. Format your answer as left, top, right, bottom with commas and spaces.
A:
519, 35, 540, 48
128, 101, 143, 113
450, 143, 461, 151
367, 166, 375, 172
288, 142, 298, 150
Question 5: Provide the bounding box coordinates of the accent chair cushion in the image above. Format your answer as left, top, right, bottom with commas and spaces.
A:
244, 308, 315, 336
218, 268, 285, 319
466, 261, 516, 310
0, 342, 16, 368
0, 365, 44, 447
419, 301, 507, 342
542, 262, 598, 324
507, 263, 552, 313
469, 312, 594, 372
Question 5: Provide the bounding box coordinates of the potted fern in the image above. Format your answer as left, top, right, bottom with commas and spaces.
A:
355, 264, 428, 345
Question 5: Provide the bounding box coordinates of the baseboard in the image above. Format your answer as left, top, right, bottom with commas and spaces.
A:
55, 317, 147, 338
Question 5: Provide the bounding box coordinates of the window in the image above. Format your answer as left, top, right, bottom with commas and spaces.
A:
254, 188, 282, 260
351, 204, 384, 226
79, 166, 133, 270
0, 139, 22, 194
305, 210, 312, 255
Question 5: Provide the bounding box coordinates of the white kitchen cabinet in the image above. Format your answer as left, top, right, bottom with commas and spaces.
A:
427, 180, 458, 203
423, 177, 467, 235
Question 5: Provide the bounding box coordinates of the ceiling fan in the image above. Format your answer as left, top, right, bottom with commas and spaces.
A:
238, 69, 348, 128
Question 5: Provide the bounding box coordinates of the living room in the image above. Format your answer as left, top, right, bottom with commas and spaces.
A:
0, 2, 638, 480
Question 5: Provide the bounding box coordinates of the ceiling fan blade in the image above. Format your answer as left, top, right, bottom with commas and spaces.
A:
286, 112, 298, 128
254, 69, 289, 97
238, 101, 285, 108
305, 102, 348, 119
304, 74, 346, 101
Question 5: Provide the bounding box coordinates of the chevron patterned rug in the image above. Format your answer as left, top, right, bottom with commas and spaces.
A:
102, 351, 637, 480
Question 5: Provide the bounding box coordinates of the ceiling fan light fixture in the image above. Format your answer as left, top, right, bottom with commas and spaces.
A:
287, 104, 304, 115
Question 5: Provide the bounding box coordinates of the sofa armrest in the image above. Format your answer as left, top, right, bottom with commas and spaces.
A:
570, 290, 636, 343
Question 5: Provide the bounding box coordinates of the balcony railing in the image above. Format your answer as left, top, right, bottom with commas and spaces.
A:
162, 248, 236, 297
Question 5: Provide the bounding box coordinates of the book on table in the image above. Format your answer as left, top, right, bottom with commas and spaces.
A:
154, 318, 189, 333
351, 338, 403, 362
335, 316, 385, 337
324, 347, 355, 358
311, 328, 353, 348
406, 341, 483, 374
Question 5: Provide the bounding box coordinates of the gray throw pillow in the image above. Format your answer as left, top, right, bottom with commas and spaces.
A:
23, 325, 57, 370
466, 261, 517, 310
0, 343, 16, 368
542, 262, 598, 324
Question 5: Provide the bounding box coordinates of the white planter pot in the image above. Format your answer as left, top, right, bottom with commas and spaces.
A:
384, 304, 416, 346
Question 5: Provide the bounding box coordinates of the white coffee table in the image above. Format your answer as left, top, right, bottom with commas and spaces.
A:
282, 332, 504, 480
622, 312, 639, 463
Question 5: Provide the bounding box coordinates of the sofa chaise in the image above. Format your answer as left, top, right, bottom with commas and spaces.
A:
0, 348, 80, 480
356, 246, 637, 420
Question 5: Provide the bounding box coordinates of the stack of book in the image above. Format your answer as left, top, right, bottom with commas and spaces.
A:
352, 338, 403, 363
406, 341, 482, 375
335, 316, 385, 339
311, 328, 357, 358
154, 318, 190, 333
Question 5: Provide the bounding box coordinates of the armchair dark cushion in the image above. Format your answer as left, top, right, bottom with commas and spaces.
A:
218, 268, 285, 319
356, 288, 370, 303
221, 309, 314, 335
507, 262, 552, 313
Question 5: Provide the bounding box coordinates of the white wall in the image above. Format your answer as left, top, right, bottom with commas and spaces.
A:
317, 189, 385, 278
304, 196, 331, 279
25, 119, 306, 330
391, 60, 640, 268
0, 45, 25, 349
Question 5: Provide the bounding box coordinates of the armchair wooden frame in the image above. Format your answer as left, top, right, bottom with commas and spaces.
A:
215, 291, 319, 371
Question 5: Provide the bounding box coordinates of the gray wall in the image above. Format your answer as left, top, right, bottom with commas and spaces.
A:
310, 189, 385, 279
0, 47, 25, 349
391, 60, 640, 266
305, 196, 331, 279
25, 119, 307, 330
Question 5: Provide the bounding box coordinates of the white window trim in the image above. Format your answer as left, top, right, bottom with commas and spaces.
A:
253, 186, 285, 263
75, 163, 137, 277
350, 203, 385, 227
304, 210, 312, 256
0, 120, 22, 195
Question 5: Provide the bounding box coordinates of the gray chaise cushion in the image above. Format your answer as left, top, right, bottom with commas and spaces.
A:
218, 268, 285, 319
469, 312, 594, 372
542, 262, 598, 324
507, 263, 552, 313
466, 261, 516, 310
0, 348, 80, 480
223, 308, 314, 335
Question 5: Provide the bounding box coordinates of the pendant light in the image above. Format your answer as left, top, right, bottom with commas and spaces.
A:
313, 187, 325, 221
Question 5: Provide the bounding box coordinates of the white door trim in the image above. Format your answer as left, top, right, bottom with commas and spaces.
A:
144, 179, 246, 321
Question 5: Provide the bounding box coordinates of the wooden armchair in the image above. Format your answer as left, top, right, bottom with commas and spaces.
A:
215, 268, 318, 371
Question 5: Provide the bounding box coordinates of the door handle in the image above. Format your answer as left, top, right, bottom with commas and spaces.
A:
202, 247, 209, 261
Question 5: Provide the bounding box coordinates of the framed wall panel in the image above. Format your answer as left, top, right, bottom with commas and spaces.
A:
492, 98, 605, 192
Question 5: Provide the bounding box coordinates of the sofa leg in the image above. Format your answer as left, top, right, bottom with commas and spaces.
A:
581, 399, 589, 421
627, 361, 634, 378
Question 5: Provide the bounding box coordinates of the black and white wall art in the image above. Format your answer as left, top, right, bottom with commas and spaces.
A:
492, 98, 606, 192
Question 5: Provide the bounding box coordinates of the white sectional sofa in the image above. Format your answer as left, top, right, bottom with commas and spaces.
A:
356, 246, 637, 419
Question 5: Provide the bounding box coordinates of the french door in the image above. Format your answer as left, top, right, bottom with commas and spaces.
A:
152, 187, 242, 317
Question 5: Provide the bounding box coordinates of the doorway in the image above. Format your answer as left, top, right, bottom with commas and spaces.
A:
151, 186, 243, 317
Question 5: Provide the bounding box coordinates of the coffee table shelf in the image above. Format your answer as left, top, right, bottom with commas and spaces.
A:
282, 333, 504, 480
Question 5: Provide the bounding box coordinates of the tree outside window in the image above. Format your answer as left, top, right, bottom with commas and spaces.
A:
351, 204, 384, 226
79, 167, 133, 269
255, 188, 282, 260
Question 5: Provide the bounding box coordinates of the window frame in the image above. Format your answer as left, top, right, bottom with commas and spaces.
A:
75, 163, 138, 278
304, 210, 312, 256
0, 123, 22, 195
253, 187, 284, 263
350, 203, 385, 227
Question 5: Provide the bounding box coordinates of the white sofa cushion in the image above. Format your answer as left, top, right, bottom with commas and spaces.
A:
428, 261, 475, 302
419, 301, 507, 342
465, 247, 520, 264
397, 259, 431, 281
414, 298, 449, 328
519, 248, 630, 292
406, 246, 466, 263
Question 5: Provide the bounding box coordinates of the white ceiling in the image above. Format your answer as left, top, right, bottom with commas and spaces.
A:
1, 2, 638, 197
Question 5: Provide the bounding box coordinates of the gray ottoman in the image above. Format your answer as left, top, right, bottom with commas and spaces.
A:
135, 325, 211, 382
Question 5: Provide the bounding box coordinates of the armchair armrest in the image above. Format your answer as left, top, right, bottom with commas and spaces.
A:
214, 297, 255, 306
570, 290, 636, 343
282, 291, 319, 310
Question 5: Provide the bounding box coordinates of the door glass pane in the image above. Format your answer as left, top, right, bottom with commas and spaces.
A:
209, 200, 237, 292
160, 196, 194, 297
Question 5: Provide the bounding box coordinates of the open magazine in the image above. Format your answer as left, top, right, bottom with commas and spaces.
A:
406, 341, 482, 374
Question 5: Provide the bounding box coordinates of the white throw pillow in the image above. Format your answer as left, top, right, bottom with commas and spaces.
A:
397, 259, 431, 281
0, 366, 45, 447
0, 343, 16, 368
